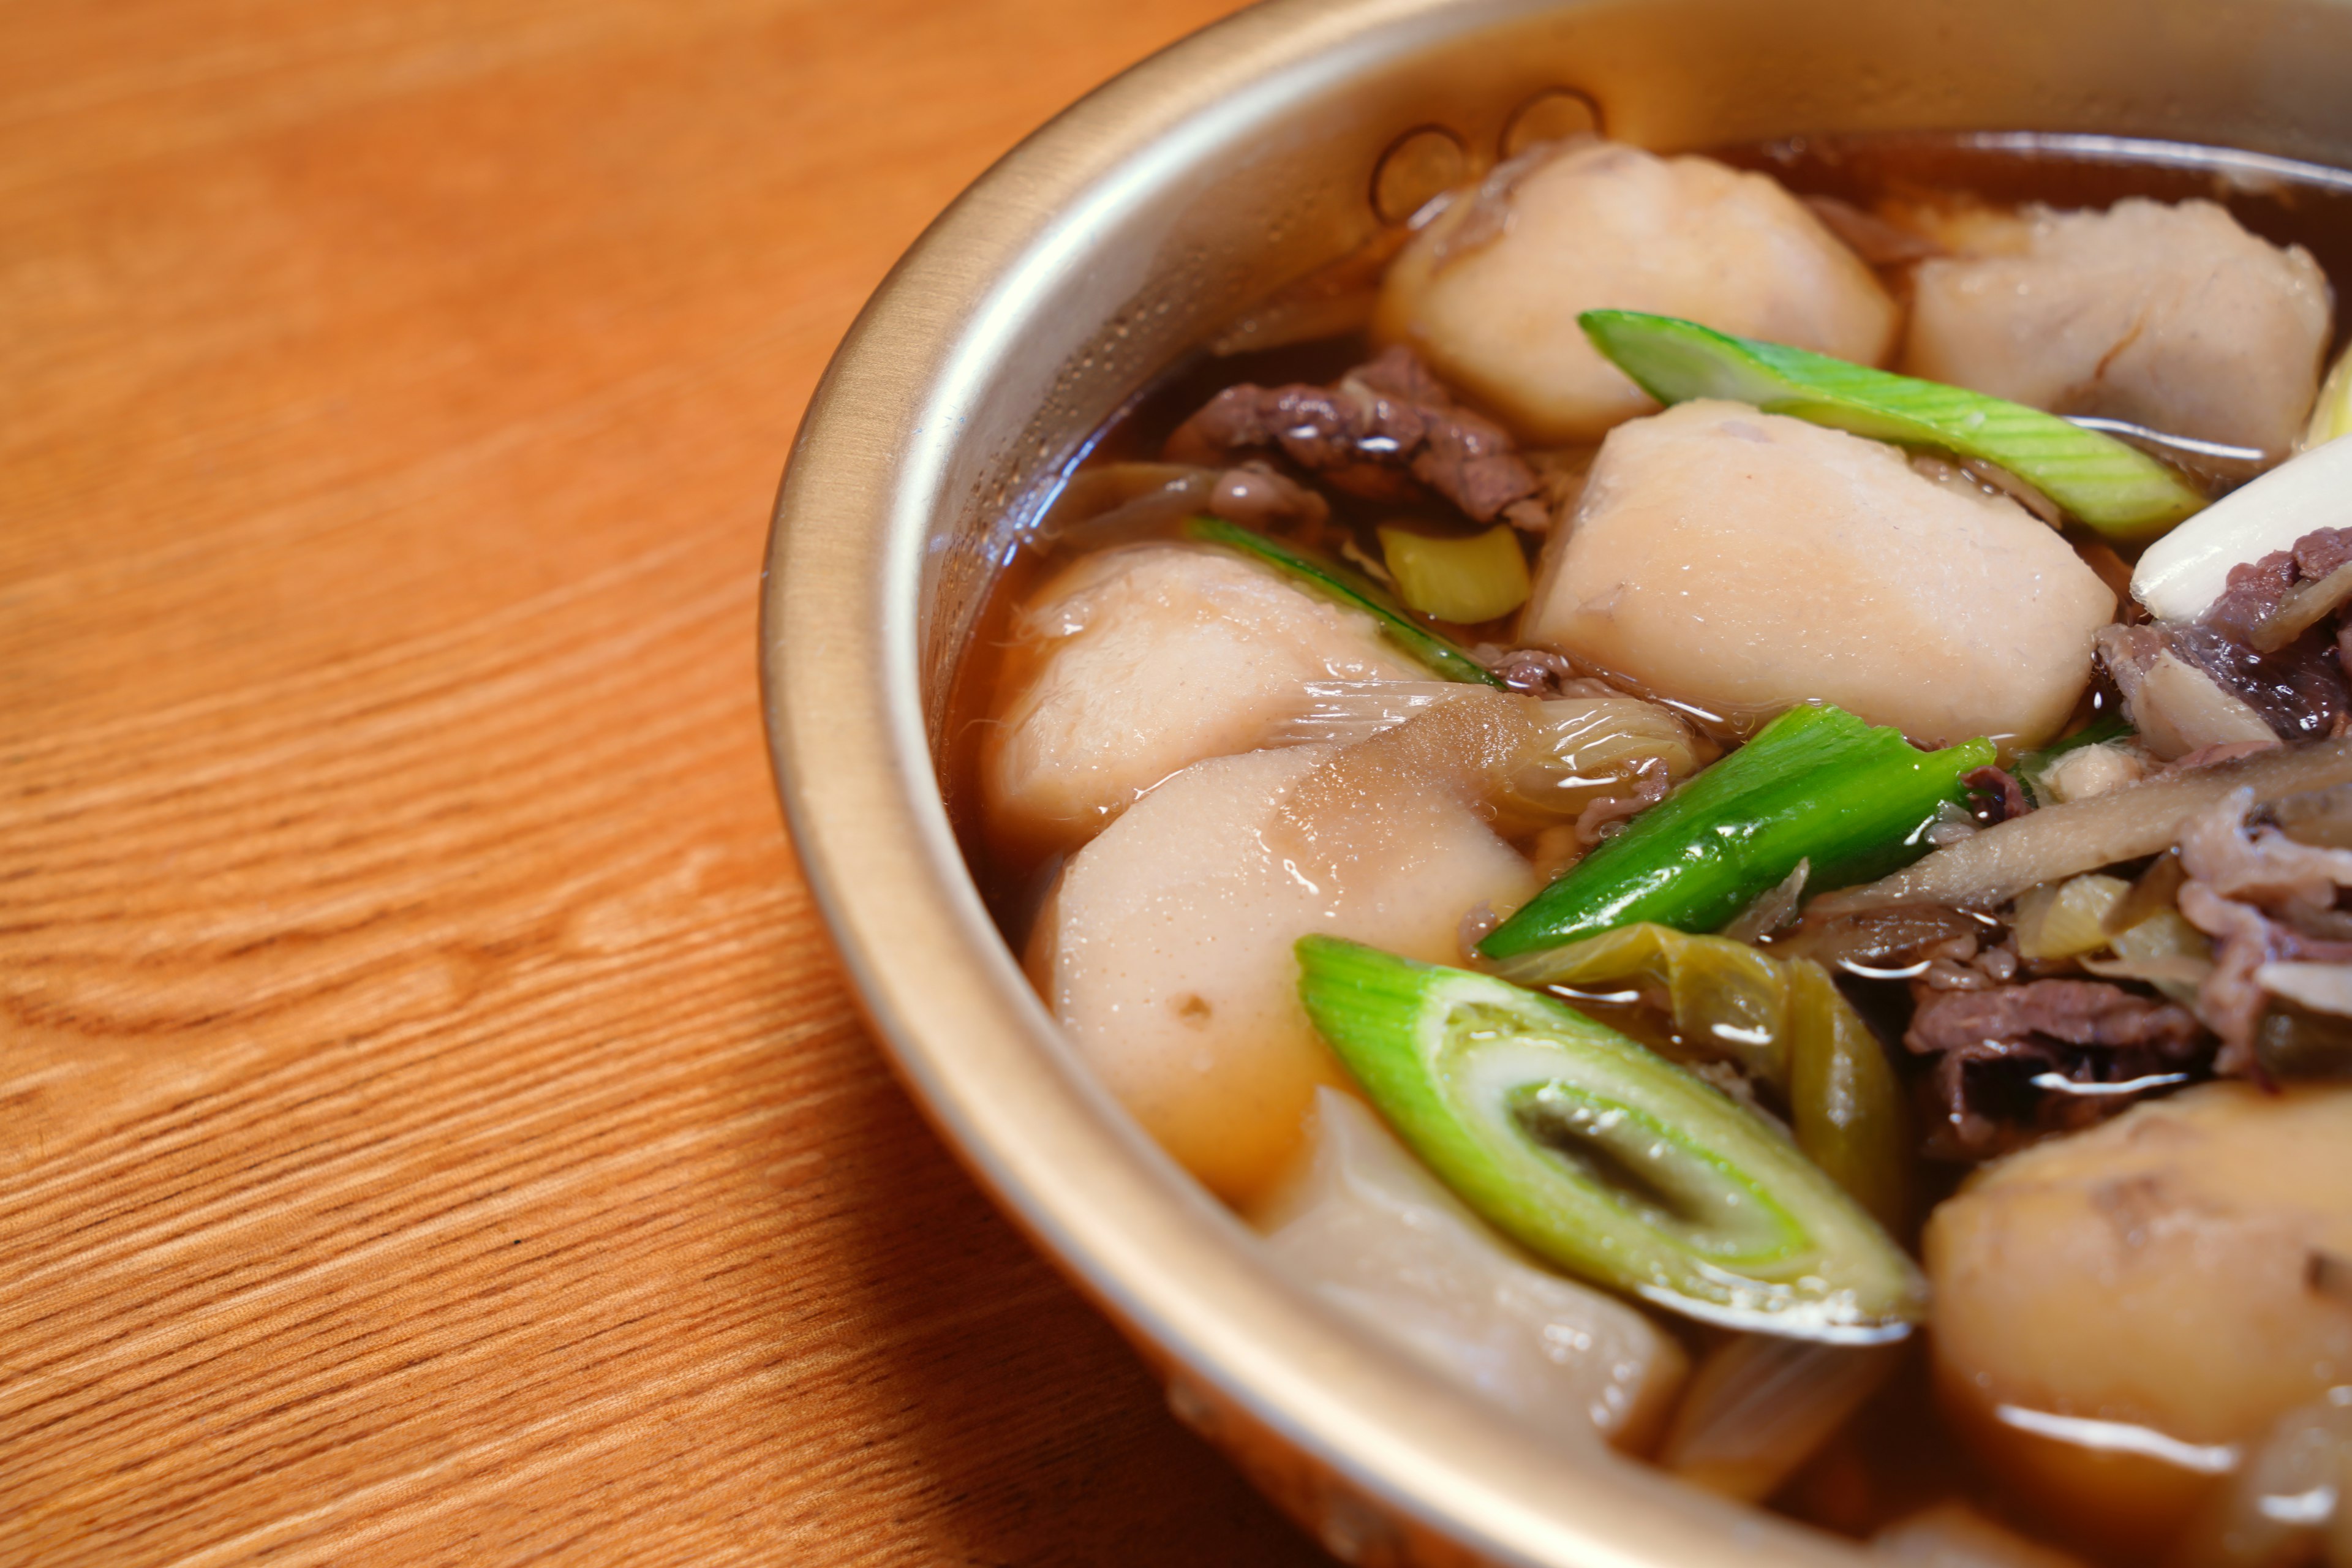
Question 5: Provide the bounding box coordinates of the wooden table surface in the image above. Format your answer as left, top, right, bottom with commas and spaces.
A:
1, 1, 1338, 1560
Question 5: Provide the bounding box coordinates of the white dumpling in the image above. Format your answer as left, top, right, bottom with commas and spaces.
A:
982, 543, 1418, 856
1035, 744, 1536, 1204
1256, 1089, 1687, 1451
1518, 401, 2115, 750
1374, 140, 1898, 445
1924, 1084, 2352, 1558
1904, 198, 2334, 458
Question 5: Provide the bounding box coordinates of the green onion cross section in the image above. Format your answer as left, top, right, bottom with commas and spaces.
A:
1579, 311, 2207, 541
1297, 936, 1925, 1341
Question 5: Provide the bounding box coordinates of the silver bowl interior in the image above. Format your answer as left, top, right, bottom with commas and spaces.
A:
764, 1, 2352, 1561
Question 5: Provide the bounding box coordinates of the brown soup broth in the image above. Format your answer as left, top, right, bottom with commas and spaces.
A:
938, 132, 2352, 1558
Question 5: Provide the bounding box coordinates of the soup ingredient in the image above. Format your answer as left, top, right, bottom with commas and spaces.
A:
2031, 741, 2149, 806
1255, 1088, 1689, 1452
1182, 517, 1501, 685
1033, 744, 1536, 1204
1904, 976, 2206, 1157
1374, 139, 1898, 444
2095, 627, 2290, 761
2133, 441, 2352, 623
2276, 783, 2352, 850
2171, 1392, 2352, 1568
1036, 460, 1329, 542
1901, 198, 2334, 459
1295, 936, 1927, 1340
1924, 1084, 2352, 1557
1164, 344, 1550, 530
1811, 737, 2352, 916
1480, 702, 1994, 957
1787, 957, 1913, 1231
1580, 311, 2206, 540
1488, 923, 1910, 1227
1871, 1502, 2090, 1567
982, 542, 1422, 854
2013, 715, 2137, 806
2082, 908, 2212, 1007
2096, 624, 2335, 758
2310, 341, 2352, 450
1518, 402, 2116, 747
2009, 874, 2130, 961
1275, 680, 1704, 834
2174, 785, 2352, 1073
1377, 523, 1530, 624
1659, 1334, 1902, 1502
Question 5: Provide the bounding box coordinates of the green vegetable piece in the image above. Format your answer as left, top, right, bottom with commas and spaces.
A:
1182, 515, 1503, 687
1481, 703, 1994, 957
1376, 523, 1531, 624
1489, 922, 1791, 1084
1580, 311, 2207, 541
1785, 958, 1911, 1233
1490, 923, 1912, 1229
1295, 935, 1925, 1339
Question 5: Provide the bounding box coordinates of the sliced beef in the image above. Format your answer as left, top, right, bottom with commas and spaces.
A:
2168, 622, 2346, 742
1164, 345, 1551, 531
1905, 978, 2210, 1158
1962, 765, 2031, 824
1907, 979, 2206, 1058
1474, 644, 1631, 699
2201, 548, 2301, 644
2297, 527, 2352, 583
2181, 524, 2352, 741
1483, 645, 1579, 696
2174, 787, 2352, 1072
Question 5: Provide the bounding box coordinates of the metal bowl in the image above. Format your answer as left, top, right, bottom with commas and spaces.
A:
762, 2, 2352, 1561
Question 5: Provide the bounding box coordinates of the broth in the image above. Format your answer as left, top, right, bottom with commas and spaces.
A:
941, 131, 2352, 1562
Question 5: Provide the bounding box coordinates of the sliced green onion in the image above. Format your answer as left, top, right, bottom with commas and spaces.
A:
1493, 923, 1912, 1231
1377, 523, 1531, 624
1784, 959, 1911, 1234
1480, 703, 1994, 958
1295, 936, 1925, 1340
1182, 515, 1502, 686
1580, 311, 2207, 541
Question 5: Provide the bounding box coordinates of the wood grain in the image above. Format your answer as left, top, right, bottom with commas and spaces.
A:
0, 0, 1333, 1560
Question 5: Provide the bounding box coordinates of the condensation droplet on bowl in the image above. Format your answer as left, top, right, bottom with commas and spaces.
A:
1371, 125, 1468, 226
1500, 86, 1602, 157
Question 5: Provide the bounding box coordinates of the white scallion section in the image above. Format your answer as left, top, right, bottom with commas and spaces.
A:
2132, 439, 2352, 621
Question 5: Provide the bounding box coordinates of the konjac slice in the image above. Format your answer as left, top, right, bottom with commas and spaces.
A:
1295, 937, 1924, 1340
